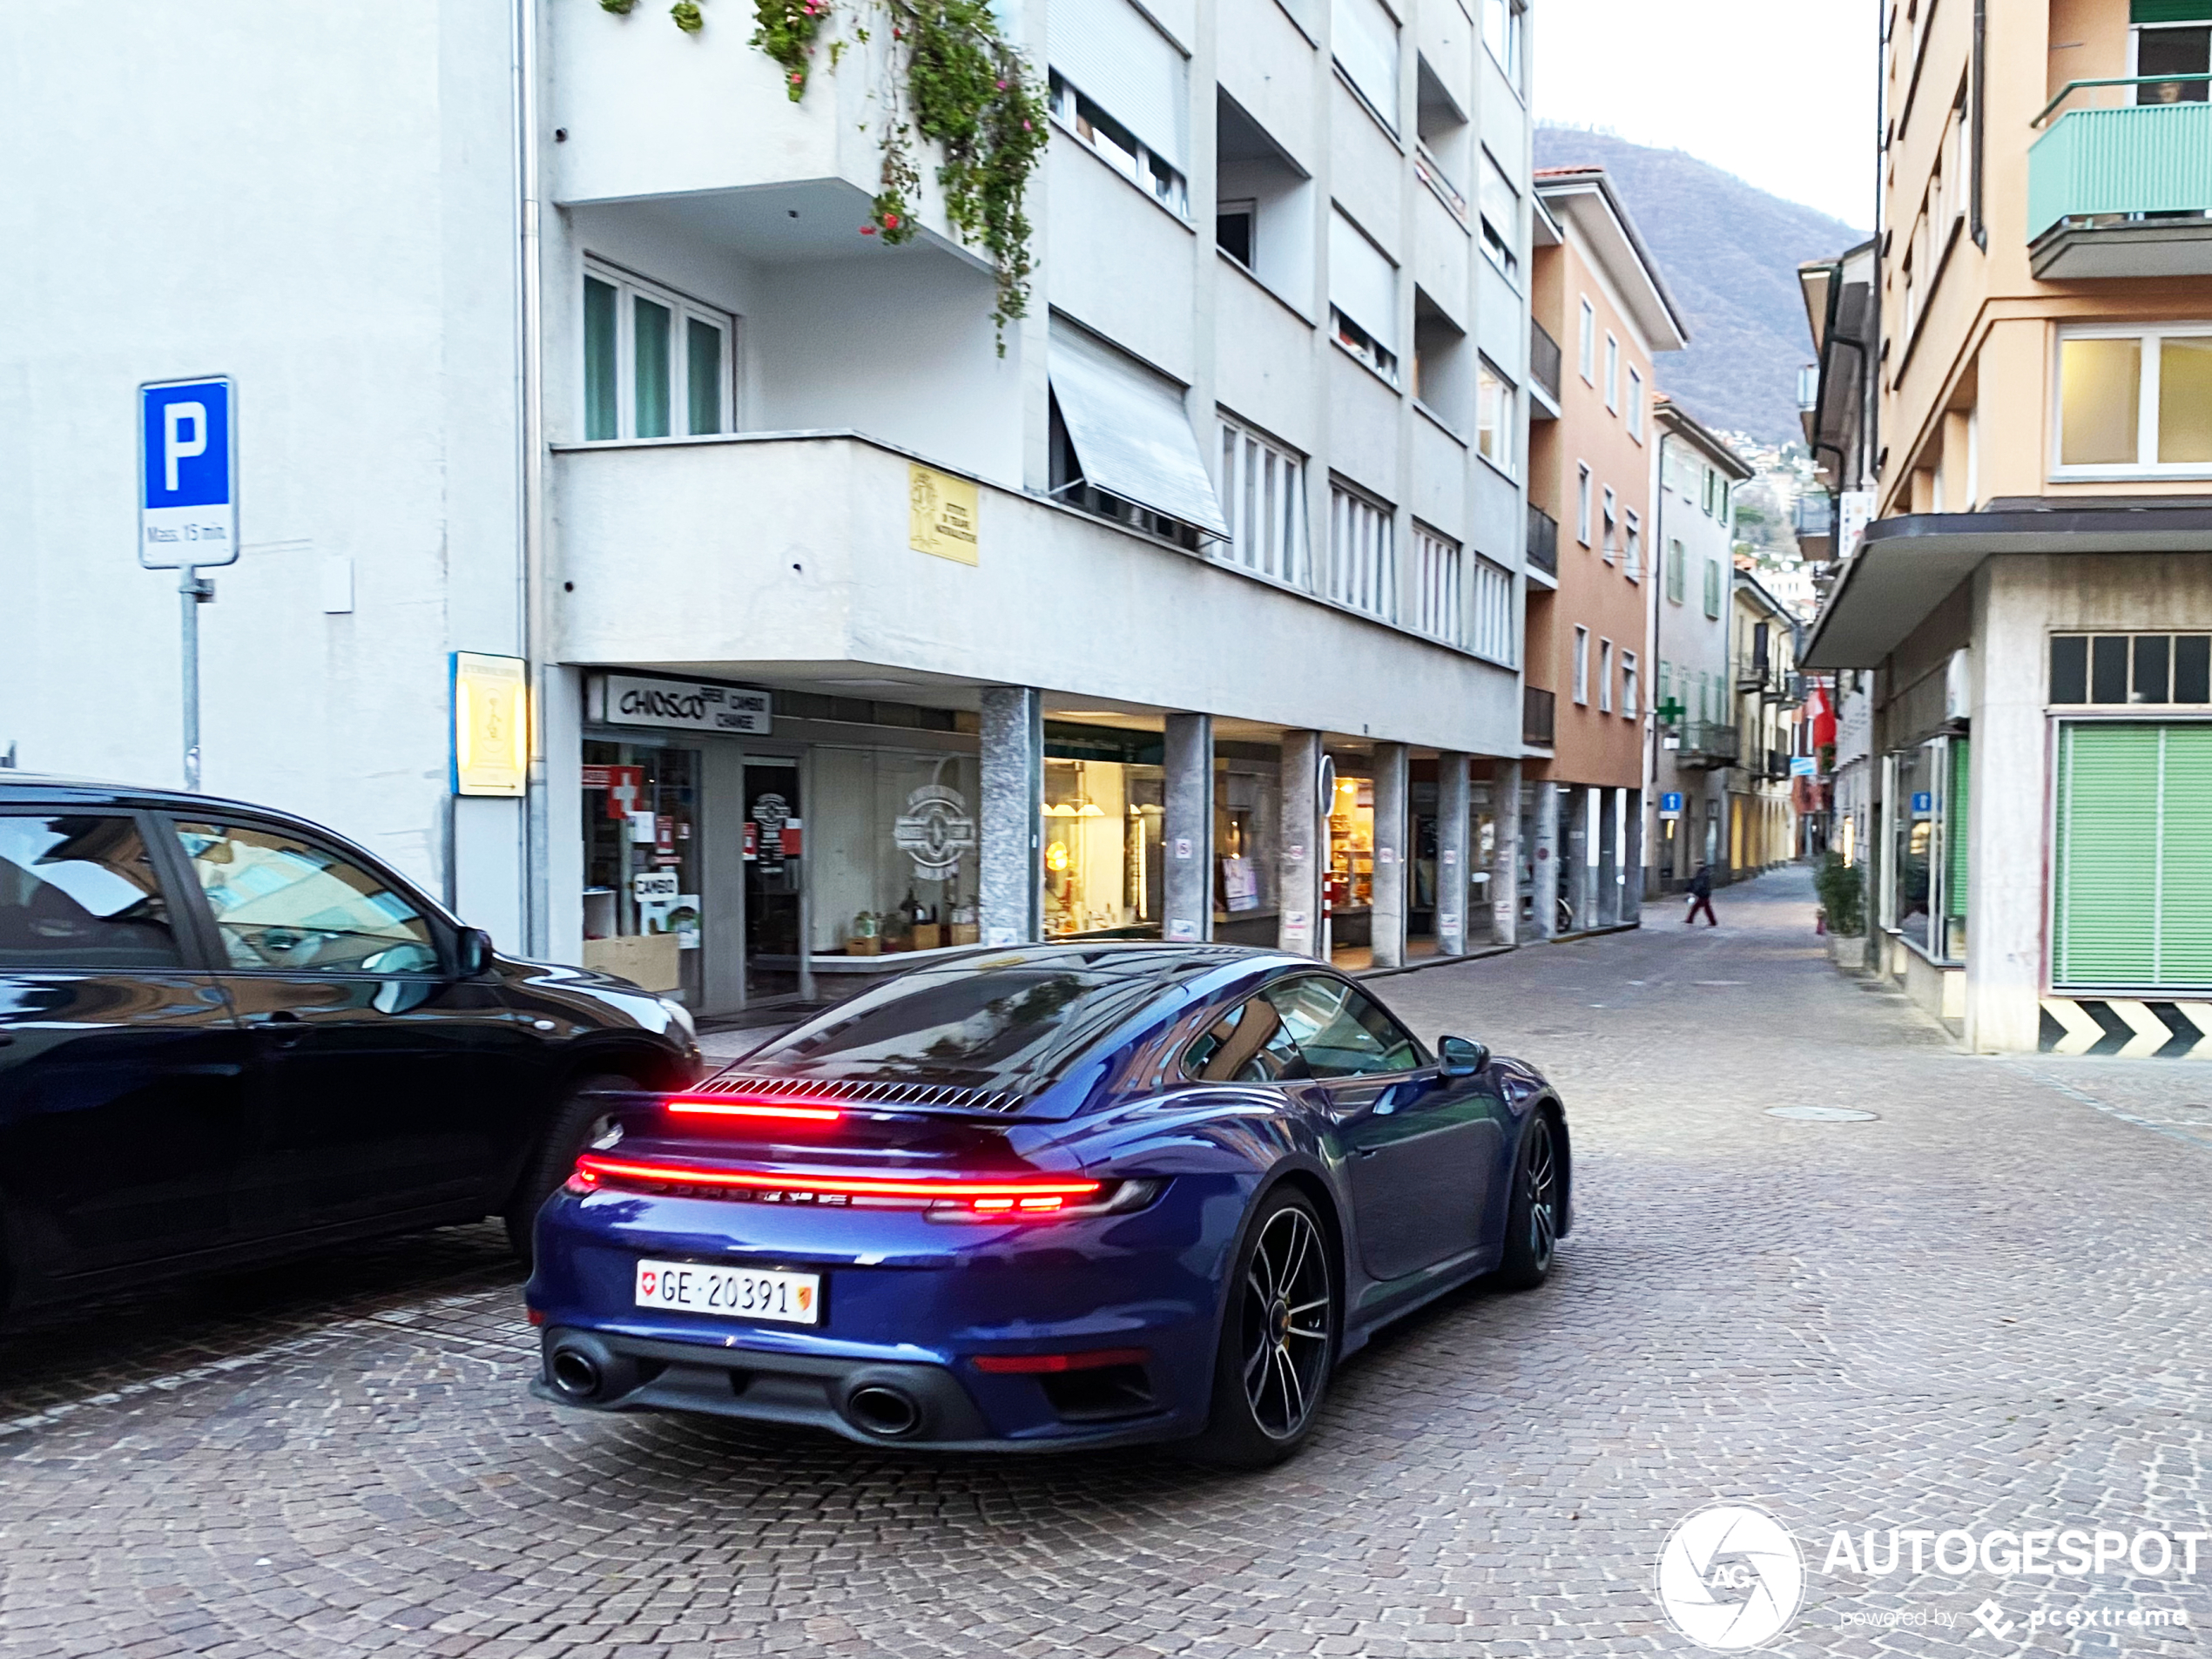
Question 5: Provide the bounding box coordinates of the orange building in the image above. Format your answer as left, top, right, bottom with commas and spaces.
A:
1524, 168, 1688, 934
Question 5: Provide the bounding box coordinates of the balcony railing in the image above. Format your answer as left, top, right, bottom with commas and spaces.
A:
1415, 146, 1468, 225
1527, 504, 1559, 577
1793, 493, 1833, 538
1530, 320, 1562, 403
2027, 93, 2212, 273
1766, 749, 1792, 781
1522, 686, 1556, 748
1671, 722, 1739, 768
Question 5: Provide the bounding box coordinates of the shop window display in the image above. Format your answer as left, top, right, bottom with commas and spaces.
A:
1042, 759, 1163, 937
1325, 773, 1374, 948
582, 742, 701, 999
810, 750, 983, 956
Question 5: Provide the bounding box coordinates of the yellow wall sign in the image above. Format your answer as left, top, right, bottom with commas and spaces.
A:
452, 651, 529, 798
908, 462, 979, 564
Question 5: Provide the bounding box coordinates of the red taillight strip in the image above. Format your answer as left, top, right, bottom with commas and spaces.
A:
572, 1152, 1101, 1201
973, 1348, 1150, 1374
665, 1095, 843, 1123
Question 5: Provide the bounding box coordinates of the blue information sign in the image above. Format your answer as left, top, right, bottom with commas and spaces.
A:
1912, 791, 1933, 814
138, 376, 238, 568
1660, 792, 1684, 815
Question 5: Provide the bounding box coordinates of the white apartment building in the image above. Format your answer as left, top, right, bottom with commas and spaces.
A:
3, 0, 1536, 1015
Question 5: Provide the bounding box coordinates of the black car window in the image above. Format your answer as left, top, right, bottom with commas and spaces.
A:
172, 821, 441, 974
1183, 995, 1308, 1083
1260, 976, 1424, 1078
751, 954, 1183, 1090
0, 813, 182, 970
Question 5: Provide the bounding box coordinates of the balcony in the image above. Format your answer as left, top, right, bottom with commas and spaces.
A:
1669, 722, 1738, 769
1529, 320, 1562, 408
2027, 90, 2212, 279
1527, 504, 1559, 578
1737, 661, 1770, 693
1765, 749, 1792, 782
1522, 685, 1556, 748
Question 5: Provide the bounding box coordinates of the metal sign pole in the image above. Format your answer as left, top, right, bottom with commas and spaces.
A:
179, 566, 212, 790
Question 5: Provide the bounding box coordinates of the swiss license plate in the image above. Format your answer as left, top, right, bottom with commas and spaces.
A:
634, 1258, 821, 1325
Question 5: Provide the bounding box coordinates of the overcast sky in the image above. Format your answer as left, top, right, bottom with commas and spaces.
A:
1531, 0, 1881, 231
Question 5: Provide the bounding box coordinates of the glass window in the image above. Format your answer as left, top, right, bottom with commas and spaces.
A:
2160, 336, 2212, 464
1604, 334, 1619, 411
687, 316, 725, 436
1052, 74, 1190, 213
1042, 758, 1164, 938
1260, 975, 1423, 1076
1886, 735, 1968, 963
583, 275, 619, 442
1184, 994, 1307, 1082
810, 749, 982, 954
1627, 367, 1644, 438
1476, 363, 1514, 475
634, 296, 672, 440
2050, 632, 2212, 705
1577, 299, 1595, 381
1328, 483, 1397, 619
1470, 556, 1514, 665
1622, 651, 1640, 720
1666, 537, 1685, 603
1480, 0, 1520, 81
1325, 772, 1373, 914
1478, 152, 1519, 283
1575, 463, 1592, 543
2136, 24, 2211, 103
1573, 625, 1590, 705
1703, 557, 1723, 618
175, 822, 439, 974
1218, 415, 1308, 585
0, 814, 180, 969
1414, 525, 1461, 643
582, 743, 703, 1000
1599, 638, 1615, 711
2059, 336, 2141, 467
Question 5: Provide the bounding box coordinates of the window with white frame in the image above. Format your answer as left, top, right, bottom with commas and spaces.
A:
1601, 485, 1617, 560
2054, 325, 2212, 475
1578, 298, 1595, 381
1330, 209, 1400, 384
1050, 75, 1190, 217
1476, 361, 1514, 474
1604, 334, 1620, 411
1413, 524, 1462, 644
1703, 556, 1723, 618
1329, 482, 1396, 620
1575, 463, 1593, 543
1480, 0, 1521, 84
1573, 625, 1590, 705
1598, 637, 1615, 711
1470, 555, 1514, 664
1622, 651, 1639, 719
1626, 366, 1644, 439
583, 263, 733, 442
1217, 415, 1309, 585
1622, 508, 1642, 578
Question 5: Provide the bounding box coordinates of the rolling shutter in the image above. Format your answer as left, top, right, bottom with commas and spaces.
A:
2133, 1, 2212, 23
1328, 210, 1399, 353
2053, 723, 2212, 990
1944, 737, 1971, 930
1331, 0, 1400, 126
1049, 0, 1190, 170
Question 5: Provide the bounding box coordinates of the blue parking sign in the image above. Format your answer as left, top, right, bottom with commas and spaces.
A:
138, 377, 239, 568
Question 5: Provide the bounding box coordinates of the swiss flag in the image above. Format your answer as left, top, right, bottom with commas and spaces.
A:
1805, 682, 1838, 748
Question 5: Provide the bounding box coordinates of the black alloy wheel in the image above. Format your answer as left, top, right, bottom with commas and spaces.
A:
1190, 1189, 1336, 1468
1494, 1111, 1561, 1290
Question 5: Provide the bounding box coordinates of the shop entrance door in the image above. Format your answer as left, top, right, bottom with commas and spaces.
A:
744, 761, 804, 1001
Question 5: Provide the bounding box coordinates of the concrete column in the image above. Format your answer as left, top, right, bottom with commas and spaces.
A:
1489, 759, 1521, 948
1370, 743, 1409, 968
1277, 730, 1325, 957
1531, 780, 1561, 941
979, 686, 1042, 947
1435, 752, 1470, 955
1163, 713, 1214, 942
1622, 788, 1643, 924
1595, 788, 1618, 927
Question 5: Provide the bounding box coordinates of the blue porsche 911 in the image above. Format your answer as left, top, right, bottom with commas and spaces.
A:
523, 943, 1569, 1467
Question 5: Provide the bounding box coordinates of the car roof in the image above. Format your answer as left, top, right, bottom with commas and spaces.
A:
0, 772, 297, 818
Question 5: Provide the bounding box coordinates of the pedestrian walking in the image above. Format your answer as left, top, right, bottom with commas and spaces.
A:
1685, 863, 1717, 927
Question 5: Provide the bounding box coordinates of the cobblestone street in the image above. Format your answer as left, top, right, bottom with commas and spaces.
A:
6, 866, 2210, 1656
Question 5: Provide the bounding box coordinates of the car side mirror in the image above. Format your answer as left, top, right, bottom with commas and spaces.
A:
1438, 1035, 1489, 1077
455, 927, 495, 979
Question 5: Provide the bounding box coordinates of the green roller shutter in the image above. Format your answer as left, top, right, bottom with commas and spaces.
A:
2053, 723, 2212, 990
2134, 0, 2212, 24
1945, 737, 1971, 927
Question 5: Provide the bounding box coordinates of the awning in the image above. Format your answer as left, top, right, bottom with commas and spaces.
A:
1049, 327, 1229, 537
1802, 505, 2212, 668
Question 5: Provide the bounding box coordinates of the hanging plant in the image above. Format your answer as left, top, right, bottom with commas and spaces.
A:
607, 0, 1044, 347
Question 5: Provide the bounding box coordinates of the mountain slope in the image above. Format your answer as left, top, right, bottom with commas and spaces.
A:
1534, 127, 1867, 445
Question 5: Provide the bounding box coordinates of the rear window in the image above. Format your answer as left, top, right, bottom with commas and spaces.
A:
745, 955, 1182, 1093
0, 813, 181, 970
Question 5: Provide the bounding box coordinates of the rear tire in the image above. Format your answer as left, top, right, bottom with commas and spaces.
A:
504, 1073, 631, 1264
1493, 1112, 1561, 1291
1187, 1187, 1337, 1470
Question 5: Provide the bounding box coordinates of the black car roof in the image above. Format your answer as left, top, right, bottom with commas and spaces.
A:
0, 772, 312, 819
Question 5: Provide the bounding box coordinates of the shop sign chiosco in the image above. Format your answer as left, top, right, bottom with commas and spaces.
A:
909, 463, 979, 565
592, 674, 771, 736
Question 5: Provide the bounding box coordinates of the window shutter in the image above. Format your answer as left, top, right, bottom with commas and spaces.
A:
2157, 725, 2212, 983
1331, 0, 1400, 125
2133, 0, 2212, 23
2054, 725, 2162, 988
1329, 210, 1399, 354
1944, 737, 1971, 928
1050, 0, 1190, 169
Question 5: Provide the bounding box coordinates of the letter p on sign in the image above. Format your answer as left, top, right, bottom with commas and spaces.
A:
164, 402, 206, 490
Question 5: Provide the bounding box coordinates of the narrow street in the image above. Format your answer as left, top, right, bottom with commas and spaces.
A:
6, 867, 2209, 1656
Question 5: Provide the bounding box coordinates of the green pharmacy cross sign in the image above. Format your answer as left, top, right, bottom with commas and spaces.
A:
1656, 697, 1687, 725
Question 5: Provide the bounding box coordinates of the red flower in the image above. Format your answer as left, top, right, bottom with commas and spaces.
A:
861, 225, 877, 234
883, 212, 900, 226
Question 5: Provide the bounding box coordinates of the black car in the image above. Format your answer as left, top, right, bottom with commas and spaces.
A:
0, 773, 699, 1315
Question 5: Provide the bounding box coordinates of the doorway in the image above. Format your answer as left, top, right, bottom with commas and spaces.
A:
744, 759, 805, 1001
